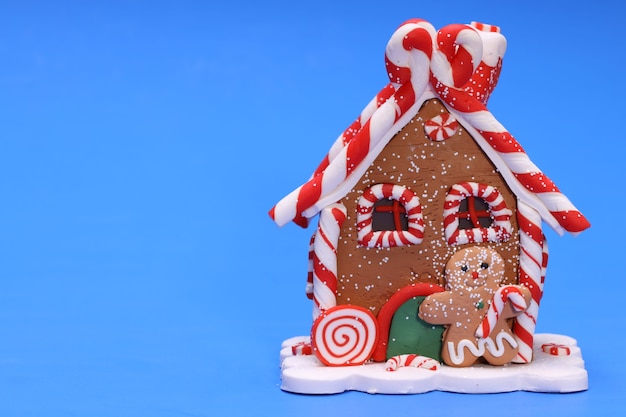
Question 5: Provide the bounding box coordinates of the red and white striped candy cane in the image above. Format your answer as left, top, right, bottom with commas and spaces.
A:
311, 203, 347, 319
385, 354, 440, 371
269, 19, 435, 228
291, 341, 313, 356
512, 200, 547, 363
462, 22, 506, 105
430, 23, 483, 89
311, 83, 396, 180
385, 18, 436, 114
476, 285, 529, 338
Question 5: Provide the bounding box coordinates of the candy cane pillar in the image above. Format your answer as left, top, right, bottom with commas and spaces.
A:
309, 203, 379, 366
310, 202, 347, 319
513, 199, 547, 363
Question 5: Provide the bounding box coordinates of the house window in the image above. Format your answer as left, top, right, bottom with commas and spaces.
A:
357, 184, 424, 248
443, 182, 512, 245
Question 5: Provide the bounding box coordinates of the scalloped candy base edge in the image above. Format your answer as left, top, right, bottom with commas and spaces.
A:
279, 333, 588, 394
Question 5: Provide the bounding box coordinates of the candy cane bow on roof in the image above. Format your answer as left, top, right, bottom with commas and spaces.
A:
269, 20, 590, 236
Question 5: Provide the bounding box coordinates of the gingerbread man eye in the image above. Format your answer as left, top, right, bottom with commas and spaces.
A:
480, 262, 489, 269
461, 265, 469, 272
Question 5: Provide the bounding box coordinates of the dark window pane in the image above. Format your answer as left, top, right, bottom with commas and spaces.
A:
372, 199, 408, 231
457, 196, 493, 229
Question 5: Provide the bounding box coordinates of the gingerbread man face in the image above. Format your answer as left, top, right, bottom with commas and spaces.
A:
419, 246, 530, 367
445, 246, 505, 293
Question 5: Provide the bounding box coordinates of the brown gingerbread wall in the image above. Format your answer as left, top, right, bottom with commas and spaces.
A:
335, 98, 520, 315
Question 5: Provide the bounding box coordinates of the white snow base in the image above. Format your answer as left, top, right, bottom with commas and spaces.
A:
280, 333, 587, 394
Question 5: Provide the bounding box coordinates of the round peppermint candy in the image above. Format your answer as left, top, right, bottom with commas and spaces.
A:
424, 113, 459, 141
311, 305, 378, 366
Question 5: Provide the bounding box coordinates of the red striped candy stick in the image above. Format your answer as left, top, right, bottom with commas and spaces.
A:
512, 200, 547, 363
311, 83, 396, 180
311, 203, 347, 319
291, 341, 313, 356
430, 23, 483, 89
385, 354, 440, 371
462, 22, 506, 104
476, 285, 529, 338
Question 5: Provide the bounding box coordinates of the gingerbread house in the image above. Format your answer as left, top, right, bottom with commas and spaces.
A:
270, 20, 589, 369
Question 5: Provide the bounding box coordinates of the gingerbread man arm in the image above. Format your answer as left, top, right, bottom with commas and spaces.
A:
418, 293, 454, 326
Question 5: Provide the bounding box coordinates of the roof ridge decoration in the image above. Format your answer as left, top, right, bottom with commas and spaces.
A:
269, 19, 590, 236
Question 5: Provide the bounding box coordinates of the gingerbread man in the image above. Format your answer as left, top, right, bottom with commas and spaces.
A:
419, 246, 532, 367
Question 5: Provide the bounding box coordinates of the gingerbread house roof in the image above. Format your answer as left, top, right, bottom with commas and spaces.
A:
270, 20, 590, 236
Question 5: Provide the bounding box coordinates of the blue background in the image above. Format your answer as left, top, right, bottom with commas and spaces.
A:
1, 1, 624, 415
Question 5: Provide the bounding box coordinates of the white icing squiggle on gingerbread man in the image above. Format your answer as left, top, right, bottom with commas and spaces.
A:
447, 332, 517, 366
